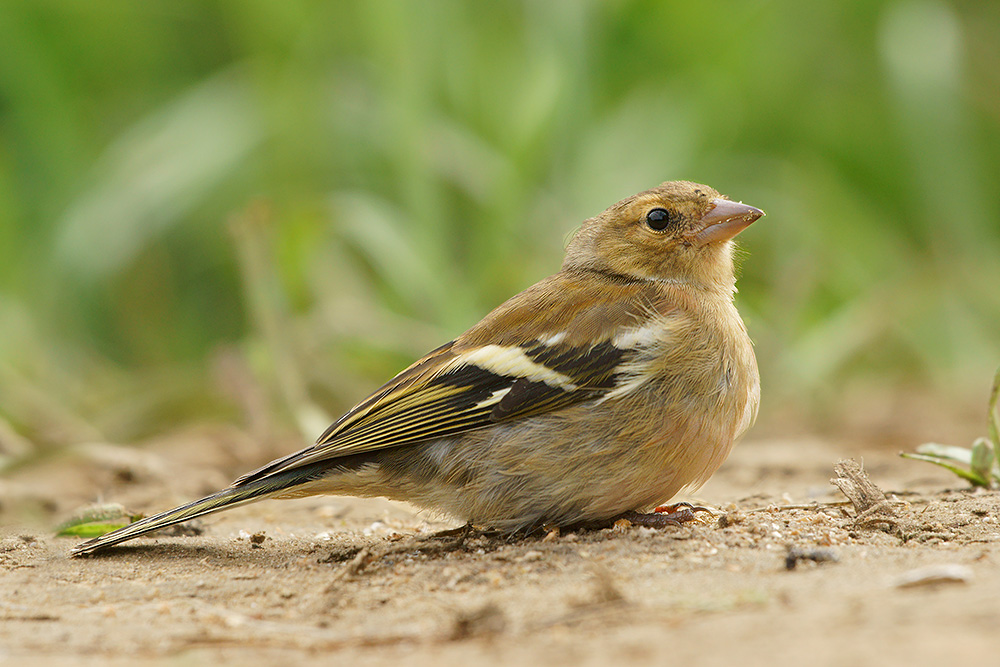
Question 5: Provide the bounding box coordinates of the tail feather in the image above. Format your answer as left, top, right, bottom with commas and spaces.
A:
71, 486, 263, 556
70, 461, 339, 557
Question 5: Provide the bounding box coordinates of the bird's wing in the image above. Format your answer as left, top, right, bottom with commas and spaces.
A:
233, 272, 672, 487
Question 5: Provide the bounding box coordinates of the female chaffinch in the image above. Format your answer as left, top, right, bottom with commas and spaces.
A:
72, 180, 762, 556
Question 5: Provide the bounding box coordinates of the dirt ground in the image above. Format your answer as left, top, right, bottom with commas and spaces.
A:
3, 423, 1000, 666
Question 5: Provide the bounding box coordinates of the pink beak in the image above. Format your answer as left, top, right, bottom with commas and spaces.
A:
694, 199, 764, 245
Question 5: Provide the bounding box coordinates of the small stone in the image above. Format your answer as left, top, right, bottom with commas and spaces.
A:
893, 564, 972, 588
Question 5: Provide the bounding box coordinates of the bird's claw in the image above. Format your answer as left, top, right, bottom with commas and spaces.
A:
621, 503, 713, 528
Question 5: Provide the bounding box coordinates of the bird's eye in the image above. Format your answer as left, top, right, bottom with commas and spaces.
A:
645, 208, 672, 231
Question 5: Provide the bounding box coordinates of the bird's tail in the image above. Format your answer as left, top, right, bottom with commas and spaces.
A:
70, 461, 333, 557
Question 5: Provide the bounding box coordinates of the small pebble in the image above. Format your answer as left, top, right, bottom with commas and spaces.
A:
785, 546, 839, 570
893, 564, 972, 588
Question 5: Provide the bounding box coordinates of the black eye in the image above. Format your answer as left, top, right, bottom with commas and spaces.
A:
645, 208, 672, 231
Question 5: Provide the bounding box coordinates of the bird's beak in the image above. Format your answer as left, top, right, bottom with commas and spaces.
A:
694, 199, 764, 246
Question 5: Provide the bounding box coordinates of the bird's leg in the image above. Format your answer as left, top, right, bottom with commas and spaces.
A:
620, 502, 712, 528
652, 501, 711, 515
420, 522, 474, 543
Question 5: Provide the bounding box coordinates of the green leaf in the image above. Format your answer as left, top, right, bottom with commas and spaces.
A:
914, 443, 974, 465
55, 503, 141, 538
988, 366, 1000, 449
969, 438, 995, 485
900, 452, 991, 487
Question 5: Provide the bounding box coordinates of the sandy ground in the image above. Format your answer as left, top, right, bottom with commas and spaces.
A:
2, 429, 1000, 666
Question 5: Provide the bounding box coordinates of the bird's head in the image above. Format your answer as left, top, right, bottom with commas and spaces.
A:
563, 181, 763, 291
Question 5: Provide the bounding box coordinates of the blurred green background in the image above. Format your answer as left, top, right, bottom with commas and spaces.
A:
2, 0, 999, 469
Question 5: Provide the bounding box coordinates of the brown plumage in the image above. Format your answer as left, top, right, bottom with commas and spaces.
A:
72, 180, 762, 556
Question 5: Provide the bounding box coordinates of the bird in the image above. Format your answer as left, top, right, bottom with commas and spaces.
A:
71, 180, 762, 556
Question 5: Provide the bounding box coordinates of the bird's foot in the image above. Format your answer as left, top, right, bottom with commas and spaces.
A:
620, 502, 713, 528
421, 523, 474, 542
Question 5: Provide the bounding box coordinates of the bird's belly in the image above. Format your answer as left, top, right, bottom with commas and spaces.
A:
366, 387, 745, 528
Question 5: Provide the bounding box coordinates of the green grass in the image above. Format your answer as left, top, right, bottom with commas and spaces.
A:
901, 366, 1000, 487
1, 0, 999, 465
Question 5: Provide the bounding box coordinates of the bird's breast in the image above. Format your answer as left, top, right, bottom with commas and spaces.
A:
618, 297, 758, 490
